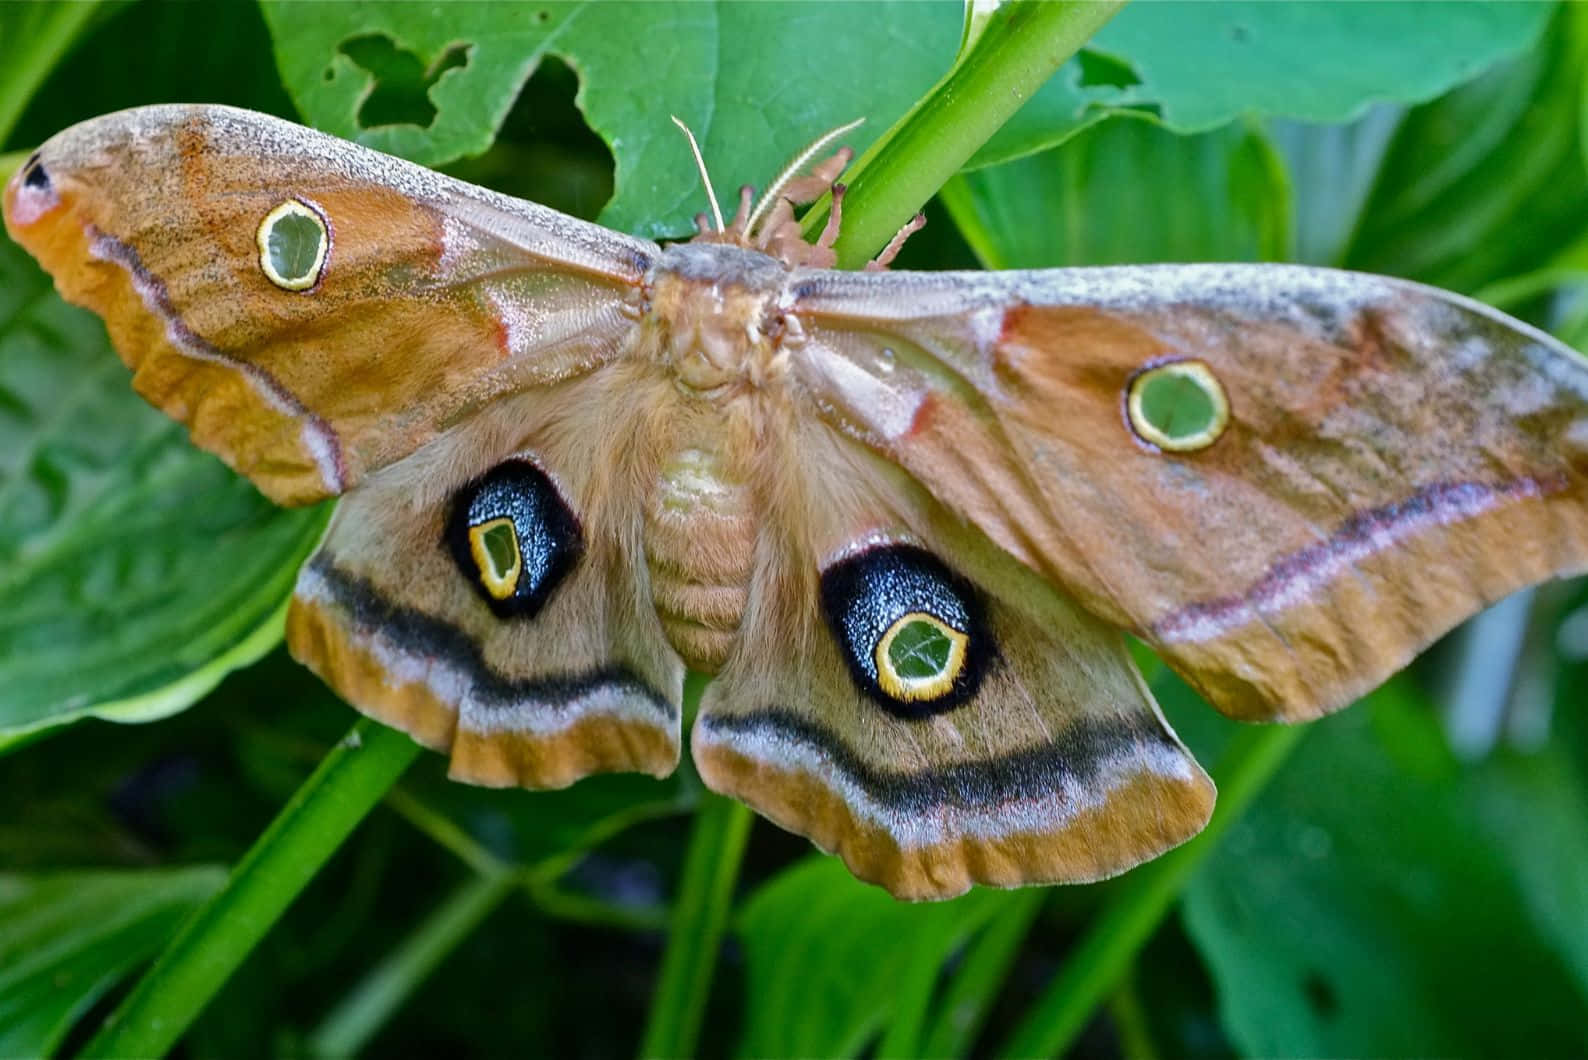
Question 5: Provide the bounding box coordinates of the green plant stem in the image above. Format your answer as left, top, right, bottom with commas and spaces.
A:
637, 790, 753, 1059
308, 871, 515, 1059
801, 0, 1126, 266
0, 2, 102, 146
920, 887, 1048, 1057
995, 722, 1307, 1059
80, 719, 422, 1059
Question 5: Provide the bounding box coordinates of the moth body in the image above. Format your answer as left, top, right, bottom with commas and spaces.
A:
644, 242, 792, 396
634, 242, 807, 671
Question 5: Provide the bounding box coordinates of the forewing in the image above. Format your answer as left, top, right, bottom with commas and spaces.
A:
3, 104, 658, 504
787, 264, 1588, 721
692, 417, 1213, 900
288, 366, 684, 787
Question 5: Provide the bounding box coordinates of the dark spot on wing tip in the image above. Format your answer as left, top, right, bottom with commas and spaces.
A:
22, 154, 49, 190
632, 249, 654, 274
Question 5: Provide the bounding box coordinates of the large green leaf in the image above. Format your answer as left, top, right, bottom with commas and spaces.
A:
262, 1, 971, 240
1347, 5, 1588, 291
942, 116, 1291, 269
1184, 686, 1588, 1057
1095, 1, 1553, 133
734, 856, 1013, 1058
0, 866, 226, 1057
972, 1, 1554, 168
0, 236, 327, 742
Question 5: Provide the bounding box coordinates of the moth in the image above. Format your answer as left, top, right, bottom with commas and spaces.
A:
6, 104, 1588, 901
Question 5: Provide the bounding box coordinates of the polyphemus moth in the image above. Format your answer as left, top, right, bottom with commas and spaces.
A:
6, 105, 1588, 901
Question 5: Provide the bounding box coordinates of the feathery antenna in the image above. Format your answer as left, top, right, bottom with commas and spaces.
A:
744, 117, 865, 238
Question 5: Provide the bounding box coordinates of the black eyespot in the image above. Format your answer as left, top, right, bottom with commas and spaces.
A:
22, 154, 49, 190
445, 459, 583, 618
819, 543, 991, 719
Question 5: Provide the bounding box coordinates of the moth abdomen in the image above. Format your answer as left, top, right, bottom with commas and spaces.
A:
644, 446, 757, 672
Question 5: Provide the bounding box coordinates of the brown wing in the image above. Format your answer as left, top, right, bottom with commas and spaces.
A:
3, 104, 658, 504
287, 365, 685, 787
692, 416, 1213, 900
785, 263, 1588, 721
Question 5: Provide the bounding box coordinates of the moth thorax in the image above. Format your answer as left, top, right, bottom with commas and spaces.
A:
644, 447, 755, 673
649, 269, 783, 396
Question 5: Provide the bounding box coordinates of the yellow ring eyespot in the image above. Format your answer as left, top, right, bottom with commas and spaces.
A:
257, 199, 328, 291
1126, 360, 1230, 452
468, 517, 523, 600
874, 611, 968, 702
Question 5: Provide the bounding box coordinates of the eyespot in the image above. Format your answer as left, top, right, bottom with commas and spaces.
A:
820, 543, 989, 718
445, 459, 583, 618
256, 199, 329, 291
21, 154, 49, 190
1126, 359, 1229, 452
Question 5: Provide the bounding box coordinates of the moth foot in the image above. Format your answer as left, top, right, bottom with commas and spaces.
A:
866, 212, 927, 272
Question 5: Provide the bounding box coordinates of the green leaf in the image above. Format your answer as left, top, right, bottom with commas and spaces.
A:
0, 1, 107, 146
942, 116, 1291, 269
1347, 6, 1588, 290
969, 1, 1553, 170
262, 1, 974, 240
0, 865, 226, 1057
0, 234, 328, 742
1184, 686, 1588, 1057
734, 856, 1012, 1058
1094, 1, 1554, 133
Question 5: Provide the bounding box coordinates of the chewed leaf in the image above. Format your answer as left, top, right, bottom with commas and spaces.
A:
0, 234, 327, 741
261, 3, 970, 239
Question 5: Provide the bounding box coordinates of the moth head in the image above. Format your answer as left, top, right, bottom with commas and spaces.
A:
820, 541, 991, 718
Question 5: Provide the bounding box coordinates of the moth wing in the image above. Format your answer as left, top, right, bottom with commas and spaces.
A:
691, 418, 1213, 900
3, 104, 657, 504
786, 263, 1588, 721
288, 367, 684, 787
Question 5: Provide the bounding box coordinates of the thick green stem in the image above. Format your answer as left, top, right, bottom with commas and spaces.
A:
0, 3, 103, 147
802, 0, 1126, 266
995, 723, 1307, 1059
80, 719, 423, 1058
636, 790, 753, 1059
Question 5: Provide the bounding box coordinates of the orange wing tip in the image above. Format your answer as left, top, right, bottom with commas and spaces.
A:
288, 562, 680, 789
1159, 475, 1588, 722
692, 710, 1214, 900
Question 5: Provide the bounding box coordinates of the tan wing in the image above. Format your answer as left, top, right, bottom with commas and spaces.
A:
692, 418, 1213, 900
287, 367, 684, 787
785, 263, 1588, 722
3, 104, 658, 504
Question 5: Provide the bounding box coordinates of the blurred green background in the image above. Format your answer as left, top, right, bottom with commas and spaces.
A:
3, 2, 1587, 1056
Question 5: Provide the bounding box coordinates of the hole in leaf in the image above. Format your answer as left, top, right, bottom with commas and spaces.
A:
337, 34, 470, 129
1077, 49, 1142, 89
441, 56, 613, 220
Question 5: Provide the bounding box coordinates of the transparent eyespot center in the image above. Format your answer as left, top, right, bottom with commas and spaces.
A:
875, 612, 968, 702
1126, 360, 1229, 452
257, 199, 328, 291
468, 517, 523, 599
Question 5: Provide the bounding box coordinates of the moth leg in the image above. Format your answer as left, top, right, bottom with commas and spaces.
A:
866, 212, 928, 272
